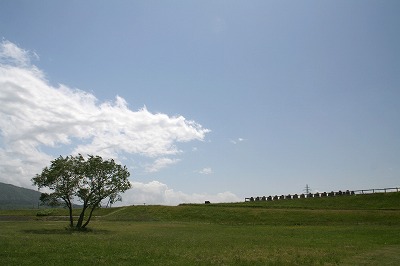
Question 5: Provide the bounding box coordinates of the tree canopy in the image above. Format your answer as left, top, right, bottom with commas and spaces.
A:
32, 154, 131, 229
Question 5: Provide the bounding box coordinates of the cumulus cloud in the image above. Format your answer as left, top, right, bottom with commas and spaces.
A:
115, 180, 241, 206
0, 40, 210, 188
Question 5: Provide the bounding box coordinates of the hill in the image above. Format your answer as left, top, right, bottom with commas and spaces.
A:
1, 189, 400, 224
215, 191, 400, 210
0, 182, 41, 209
100, 192, 400, 226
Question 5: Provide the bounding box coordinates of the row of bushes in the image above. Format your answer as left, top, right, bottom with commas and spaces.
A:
247, 190, 355, 202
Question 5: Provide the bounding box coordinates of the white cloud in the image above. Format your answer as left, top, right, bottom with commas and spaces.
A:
199, 167, 213, 175
115, 180, 241, 206
0, 39, 39, 67
145, 157, 180, 173
0, 40, 210, 188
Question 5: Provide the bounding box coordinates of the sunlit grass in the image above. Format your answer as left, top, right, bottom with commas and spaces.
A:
1, 193, 400, 265
1, 221, 399, 265
102, 204, 400, 226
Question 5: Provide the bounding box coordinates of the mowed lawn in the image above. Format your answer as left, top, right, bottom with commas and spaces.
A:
1, 193, 400, 265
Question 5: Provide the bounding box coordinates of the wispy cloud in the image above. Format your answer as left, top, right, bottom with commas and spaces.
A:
213, 17, 227, 34
0, 39, 39, 67
230, 137, 246, 144
0, 40, 210, 187
145, 157, 181, 173
199, 167, 213, 175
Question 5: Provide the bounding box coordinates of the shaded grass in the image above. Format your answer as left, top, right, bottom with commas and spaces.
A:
0, 206, 120, 220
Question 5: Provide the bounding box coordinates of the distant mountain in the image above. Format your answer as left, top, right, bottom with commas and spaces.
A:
0, 182, 41, 209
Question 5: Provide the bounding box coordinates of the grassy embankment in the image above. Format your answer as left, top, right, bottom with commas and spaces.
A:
1, 192, 400, 265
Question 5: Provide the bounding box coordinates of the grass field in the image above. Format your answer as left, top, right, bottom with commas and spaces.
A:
1, 192, 400, 265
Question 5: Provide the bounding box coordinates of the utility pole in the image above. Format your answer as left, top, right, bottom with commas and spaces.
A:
304, 184, 311, 194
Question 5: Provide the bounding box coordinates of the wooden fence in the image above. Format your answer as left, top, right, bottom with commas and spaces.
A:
245, 187, 400, 202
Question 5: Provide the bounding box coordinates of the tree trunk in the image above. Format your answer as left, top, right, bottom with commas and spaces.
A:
76, 205, 88, 229
67, 200, 74, 228
64, 198, 74, 227
81, 205, 97, 228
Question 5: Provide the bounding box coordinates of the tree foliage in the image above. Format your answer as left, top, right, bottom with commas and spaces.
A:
32, 154, 131, 229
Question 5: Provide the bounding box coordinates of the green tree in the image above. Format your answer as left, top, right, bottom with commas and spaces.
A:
32, 154, 131, 229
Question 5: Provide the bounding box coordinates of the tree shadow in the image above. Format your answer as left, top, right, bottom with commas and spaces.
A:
21, 228, 112, 235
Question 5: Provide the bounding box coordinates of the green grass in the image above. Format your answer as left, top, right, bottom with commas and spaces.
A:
1, 192, 400, 265
215, 191, 400, 210
1, 221, 399, 265
100, 205, 400, 226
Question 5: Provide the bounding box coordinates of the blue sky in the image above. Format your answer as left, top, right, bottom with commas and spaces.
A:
0, 1, 399, 205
